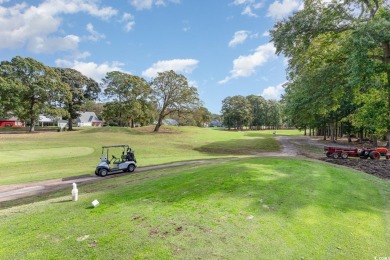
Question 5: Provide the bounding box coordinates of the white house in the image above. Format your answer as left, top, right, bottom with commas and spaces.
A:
76, 112, 103, 127
38, 114, 66, 127
39, 114, 55, 126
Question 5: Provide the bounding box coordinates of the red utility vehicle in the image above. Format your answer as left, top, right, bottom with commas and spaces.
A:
324, 146, 390, 160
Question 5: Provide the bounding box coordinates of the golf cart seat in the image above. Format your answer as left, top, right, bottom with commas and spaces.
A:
121, 152, 127, 161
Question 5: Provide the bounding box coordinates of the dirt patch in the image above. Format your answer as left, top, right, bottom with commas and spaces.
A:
319, 157, 390, 180
285, 136, 390, 180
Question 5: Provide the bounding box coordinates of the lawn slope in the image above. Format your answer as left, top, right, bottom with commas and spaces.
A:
0, 158, 389, 259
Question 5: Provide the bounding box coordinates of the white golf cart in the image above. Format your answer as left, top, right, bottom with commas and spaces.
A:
95, 144, 137, 177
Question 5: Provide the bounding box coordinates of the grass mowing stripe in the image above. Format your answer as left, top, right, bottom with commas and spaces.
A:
0, 157, 388, 259
0, 147, 94, 164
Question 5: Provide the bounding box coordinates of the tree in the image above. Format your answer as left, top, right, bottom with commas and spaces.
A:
271, 0, 390, 145
0, 56, 71, 132
54, 68, 100, 130
193, 106, 212, 127
151, 70, 199, 132
267, 100, 282, 130
246, 95, 268, 129
81, 100, 104, 119
221, 95, 251, 130
0, 77, 24, 118
102, 71, 152, 127
101, 101, 122, 126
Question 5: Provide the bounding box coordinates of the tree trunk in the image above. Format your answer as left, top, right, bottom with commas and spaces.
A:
358, 129, 363, 144
330, 122, 336, 143
372, 135, 378, 147
68, 118, 73, 131
154, 114, 164, 132
29, 118, 35, 132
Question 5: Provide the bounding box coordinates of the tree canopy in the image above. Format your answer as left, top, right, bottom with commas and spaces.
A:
271, 0, 390, 145
101, 71, 154, 127
151, 70, 199, 132
54, 67, 100, 130
0, 56, 71, 132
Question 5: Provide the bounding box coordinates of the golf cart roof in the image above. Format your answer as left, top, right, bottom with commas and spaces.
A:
102, 145, 130, 149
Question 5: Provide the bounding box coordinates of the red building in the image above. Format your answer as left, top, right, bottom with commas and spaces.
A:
0, 117, 25, 127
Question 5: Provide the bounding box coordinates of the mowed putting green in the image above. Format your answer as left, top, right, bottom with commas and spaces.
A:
0, 147, 94, 163
0, 158, 389, 259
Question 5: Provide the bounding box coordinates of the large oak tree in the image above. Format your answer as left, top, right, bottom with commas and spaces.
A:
102, 71, 153, 127
151, 70, 199, 132
54, 68, 100, 130
0, 56, 71, 132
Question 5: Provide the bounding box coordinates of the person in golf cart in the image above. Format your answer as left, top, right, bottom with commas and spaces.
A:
122, 147, 136, 163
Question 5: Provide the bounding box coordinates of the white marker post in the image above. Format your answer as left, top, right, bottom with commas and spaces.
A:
72, 183, 78, 201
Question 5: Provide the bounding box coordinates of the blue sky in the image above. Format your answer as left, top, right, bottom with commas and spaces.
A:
0, 0, 302, 114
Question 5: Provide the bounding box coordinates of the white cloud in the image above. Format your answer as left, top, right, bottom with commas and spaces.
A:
267, 0, 301, 19
86, 23, 105, 41
233, 0, 254, 5
219, 42, 276, 84
142, 59, 199, 78
74, 51, 91, 60
130, 0, 153, 10
242, 6, 257, 17
261, 82, 286, 100
129, 0, 180, 10
28, 35, 80, 53
39, 0, 117, 20
121, 13, 135, 32
55, 59, 126, 82
232, 0, 263, 17
229, 30, 250, 47
0, 0, 117, 53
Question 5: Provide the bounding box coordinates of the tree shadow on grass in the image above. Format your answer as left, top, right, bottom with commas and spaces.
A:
194, 138, 280, 155
79, 127, 145, 135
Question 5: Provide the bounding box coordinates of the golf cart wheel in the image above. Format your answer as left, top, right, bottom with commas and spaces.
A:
332, 153, 339, 159
99, 168, 108, 177
127, 164, 136, 173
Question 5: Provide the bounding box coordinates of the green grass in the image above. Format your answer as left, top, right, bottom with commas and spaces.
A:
0, 158, 389, 259
0, 126, 286, 185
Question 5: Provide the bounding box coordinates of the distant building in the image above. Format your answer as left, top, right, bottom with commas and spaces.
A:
57, 120, 68, 128
38, 114, 57, 127
209, 120, 223, 127
76, 112, 103, 127
0, 116, 24, 127
162, 119, 179, 126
